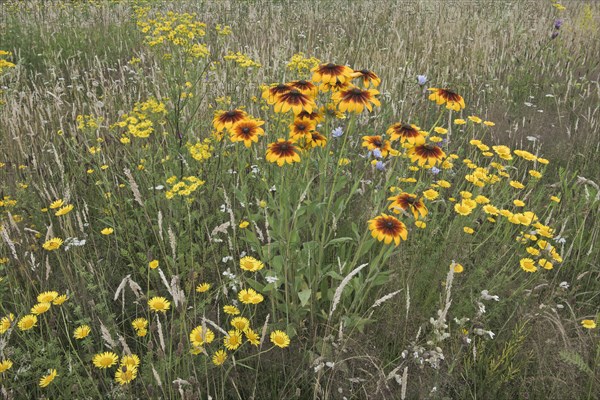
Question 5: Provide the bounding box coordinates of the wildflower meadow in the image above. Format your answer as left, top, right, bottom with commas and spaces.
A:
0, 0, 599, 398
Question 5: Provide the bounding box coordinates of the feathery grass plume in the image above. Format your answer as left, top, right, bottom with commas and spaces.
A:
152, 366, 163, 388
123, 168, 144, 206
155, 315, 166, 353
157, 210, 163, 241
99, 320, 117, 349
202, 317, 228, 336
371, 289, 403, 308
0, 226, 18, 260
168, 226, 177, 260
329, 263, 368, 320
400, 367, 408, 400
259, 314, 270, 348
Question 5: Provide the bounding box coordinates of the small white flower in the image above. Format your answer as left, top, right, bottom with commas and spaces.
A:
559, 281, 570, 289
265, 276, 279, 284
480, 290, 500, 301
222, 256, 233, 263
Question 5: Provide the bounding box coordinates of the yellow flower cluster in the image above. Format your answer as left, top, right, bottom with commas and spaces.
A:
287, 52, 321, 77
215, 24, 232, 35
135, 8, 209, 59
112, 98, 167, 139
223, 51, 261, 68
76, 114, 103, 131
187, 139, 213, 162
0, 196, 17, 209
0, 50, 16, 74
165, 176, 205, 199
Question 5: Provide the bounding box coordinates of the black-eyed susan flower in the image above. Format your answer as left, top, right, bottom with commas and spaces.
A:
318, 80, 352, 93
240, 256, 264, 272
311, 63, 354, 84
190, 326, 215, 347
270, 330, 290, 348
73, 325, 91, 339
287, 79, 318, 97
361, 135, 391, 157
212, 349, 227, 366
18, 314, 37, 331
368, 213, 408, 245
306, 131, 327, 148
266, 139, 301, 166
386, 123, 425, 144
213, 109, 248, 131
351, 69, 381, 88
296, 109, 323, 122
93, 352, 118, 369
274, 89, 315, 114
148, 296, 171, 313
387, 193, 428, 219
230, 118, 265, 148
39, 369, 58, 388
42, 238, 63, 251
261, 83, 291, 104
428, 88, 465, 111
224, 330, 243, 350
331, 86, 380, 113
408, 143, 446, 167
289, 118, 316, 140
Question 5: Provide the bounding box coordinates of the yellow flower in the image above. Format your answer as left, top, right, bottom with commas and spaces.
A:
422, 189, 439, 200
483, 121, 495, 126
42, 238, 63, 251
49, 199, 64, 209
509, 180, 525, 189
148, 296, 170, 313
550, 196, 561, 203
0, 314, 14, 334
39, 369, 58, 388
18, 314, 38, 331
238, 288, 264, 305
0, 359, 13, 373
538, 259, 553, 270
454, 202, 474, 216
468, 116, 482, 123
513, 200, 525, 207
451, 261, 464, 274
224, 330, 244, 350
53, 294, 68, 305
581, 320, 596, 329
115, 366, 138, 385
519, 258, 537, 273
37, 291, 59, 303
239, 256, 264, 272
148, 260, 159, 269
93, 352, 118, 369
239, 220, 250, 229
223, 305, 240, 315
437, 180, 451, 188
415, 220, 426, 229
54, 204, 74, 216
231, 317, 250, 331
31, 302, 51, 315
433, 127, 448, 134
245, 329, 260, 346
463, 227, 474, 234
101, 227, 114, 235
196, 282, 211, 293
270, 330, 290, 348
190, 326, 215, 347
454, 119, 466, 125
212, 349, 227, 366
74, 325, 91, 339
120, 354, 141, 369
529, 170, 542, 179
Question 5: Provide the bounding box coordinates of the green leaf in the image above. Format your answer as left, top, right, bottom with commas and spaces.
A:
298, 289, 311, 307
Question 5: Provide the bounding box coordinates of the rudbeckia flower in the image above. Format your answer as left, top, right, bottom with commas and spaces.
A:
408, 143, 446, 167
311, 63, 354, 84
351, 69, 381, 88
261, 83, 292, 104
361, 135, 391, 157
229, 118, 265, 148
386, 122, 426, 144
428, 88, 465, 111
289, 118, 316, 140
212, 109, 248, 131
306, 131, 327, 148
266, 139, 301, 166
274, 89, 315, 114
368, 213, 408, 245
331, 86, 380, 113
287, 79, 318, 97
387, 193, 428, 219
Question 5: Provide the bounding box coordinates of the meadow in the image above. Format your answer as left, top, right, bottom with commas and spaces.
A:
0, 0, 599, 398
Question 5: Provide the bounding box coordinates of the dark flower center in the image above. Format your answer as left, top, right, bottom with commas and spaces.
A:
297, 124, 306, 130
401, 123, 413, 130
350, 88, 362, 95
226, 111, 237, 117
385, 221, 394, 229
241, 127, 250, 134
298, 80, 308, 85
326, 63, 335, 68
361, 69, 370, 74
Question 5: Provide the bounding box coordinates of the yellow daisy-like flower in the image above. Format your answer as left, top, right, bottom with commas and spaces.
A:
408, 143, 446, 167
422, 189, 439, 201
0, 314, 15, 334
93, 352, 119, 369
451, 261, 464, 273
311, 63, 354, 84
115, 366, 138, 385
49, 199, 64, 209
212, 349, 228, 366
39, 369, 58, 388
270, 330, 290, 348
463, 227, 474, 234
131, 318, 148, 331
483, 121, 495, 126
239, 220, 249, 229
239, 256, 264, 272
42, 238, 63, 251
73, 325, 91, 339
454, 202, 474, 216
581, 319, 596, 329
53, 294, 68, 305
230, 317, 250, 332
224, 330, 244, 350
509, 180, 525, 189
238, 289, 264, 305
213, 109, 248, 132
190, 326, 215, 348
54, 204, 74, 217
415, 220, 426, 229
37, 291, 59, 303
266, 139, 301, 166
468, 116, 482, 123
196, 282, 211, 293
331, 86, 381, 113
538, 259, 553, 270
550, 196, 561, 203
101, 227, 114, 235
513, 199, 525, 207
31, 302, 51, 315
454, 119, 466, 125
120, 354, 140, 369
148, 260, 159, 269
520, 258, 537, 273
229, 118, 265, 148
223, 305, 240, 315
245, 329, 260, 346
0, 360, 13, 373
148, 296, 170, 313
18, 314, 38, 331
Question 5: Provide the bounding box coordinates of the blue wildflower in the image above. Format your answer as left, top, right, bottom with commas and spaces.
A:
332, 127, 343, 138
